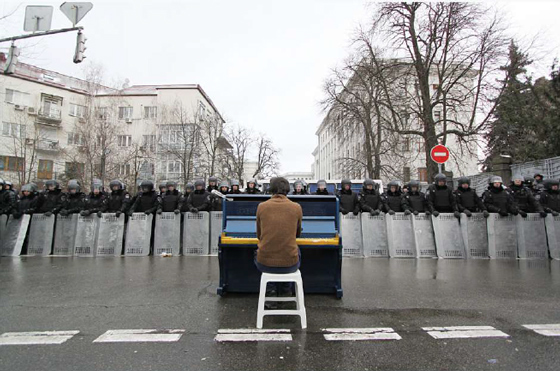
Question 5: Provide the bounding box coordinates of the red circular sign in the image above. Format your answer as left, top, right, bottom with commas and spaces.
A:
430, 145, 450, 164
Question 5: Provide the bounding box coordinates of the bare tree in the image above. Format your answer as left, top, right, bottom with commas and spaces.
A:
252, 134, 280, 179
199, 112, 228, 178
371, 2, 509, 179
224, 124, 252, 184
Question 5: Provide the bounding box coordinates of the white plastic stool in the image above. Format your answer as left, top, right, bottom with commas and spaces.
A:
256, 270, 307, 329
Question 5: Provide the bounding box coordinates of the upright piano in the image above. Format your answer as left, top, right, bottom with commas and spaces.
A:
218, 194, 343, 298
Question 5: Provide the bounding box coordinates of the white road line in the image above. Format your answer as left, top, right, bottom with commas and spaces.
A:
215, 328, 292, 342
422, 326, 509, 339
0, 331, 79, 345
323, 328, 401, 341
523, 324, 560, 337
93, 329, 184, 343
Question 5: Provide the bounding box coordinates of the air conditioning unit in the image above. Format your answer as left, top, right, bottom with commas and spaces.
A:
27, 107, 37, 115
25, 138, 34, 145
125, 118, 133, 124
14, 105, 24, 111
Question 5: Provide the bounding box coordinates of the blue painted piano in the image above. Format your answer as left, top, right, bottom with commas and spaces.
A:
218, 194, 343, 298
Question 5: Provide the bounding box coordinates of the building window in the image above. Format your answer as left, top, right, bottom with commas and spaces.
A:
418, 167, 428, 182
2, 122, 25, 138
38, 159, 54, 179
197, 101, 207, 120
0, 156, 24, 171
5, 89, 30, 106
142, 135, 156, 151
118, 106, 133, 120
96, 107, 108, 120
40, 94, 63, 119
119, 164, 131, 176
400, 137, 410, 152
69, 103, 87, 118
167, 161, 182, 174
433, 110, 441, 122
65, 162, 85, 179
67, 132, 84, 146
118, 135, 132, 147
144, 106, 157, 119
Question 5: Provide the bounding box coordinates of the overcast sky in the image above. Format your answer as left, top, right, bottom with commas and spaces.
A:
2, 1, 560, 174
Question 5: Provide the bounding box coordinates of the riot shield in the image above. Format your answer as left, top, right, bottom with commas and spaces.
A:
412, 214, 437, 258
53, 214, 78, 256
516, 214, 548, 259
1, 215, 30, 257
386, 213, 416, 258
124, 213, 153, 256
487, 214, 517, 259
154, 212, 181, 256
0, 214, 8, 244
432, 213, 465, 259
27, 214, 55, 256
361, 213, 388, 258
209, 211, 223, 256
544, 215, 560, 260
74, 215, 99, 257
460, 213, 489, 259
340, 213, 363, 257
96, 213, 125, 256
183, 212, 209, 255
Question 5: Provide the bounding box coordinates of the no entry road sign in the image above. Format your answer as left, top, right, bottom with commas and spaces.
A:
430, 145, 450, 164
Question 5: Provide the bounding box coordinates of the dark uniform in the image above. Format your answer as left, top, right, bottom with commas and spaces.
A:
524, 176, 537, 195
106, 180, 131, 216
454, 177, 488, 217
128, 180, 162, 215
230, 180, 242, 194
534, 173, 545, 192
382, 180, 403, 214
0, 178, 17, 215
359, 179, 382, 215
402, 180, 429, 215
161, 181, 182, 213
186, 179, 211, 212
291, 180, 308, 195
60, 180, 86, 215
482, 176, 518, 216
244, 178, 261, 194
158, 182, 167, 197
12, 184, 38, 219
313, 179, 331, 195
81, 179, 107, 217
211, 181, 230, 211
539, 179, 560, 216
426, 174, 459, 218
337, 179, 359, 215
508, 175, 546, 217
207, 176, 219, 194
36, 180, 65, 216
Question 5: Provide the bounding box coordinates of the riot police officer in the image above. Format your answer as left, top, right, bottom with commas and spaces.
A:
534, 173, 545, 192
454, 177, 489, 217
337, 179, 359, 215
184, 182, 194, 198
291, 180, 307, 195
82, 179, 107, 217
482, 176, 518, 216
60, 180, 86, 216
539, 179, 560, 216
359, 179, 382, 215
128, 180, 162, 215
186, 179, 211, 213
207, 176, 219, 193
382, 180, 403, 214
508, 174, 546, 218
158, 181, 167, 196
12, 184, 38, 219
105, 180, 131, 217
230, 180, 242, 194
245, 178, 261, 194
161, 181, 182, 214
36, 180, 65, 217
211, 181, 230, 211
426, 174, 459, 218
524, 176, 537, 195
402, 179, 429, 215
313, 179, 331, 195
0, 178, 16, 215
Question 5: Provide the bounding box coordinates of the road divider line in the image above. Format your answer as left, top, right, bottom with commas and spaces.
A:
0, 331, 79, 345
323, 328, 401, 341
93, 329, 184, 343
215, 328, 292, 342
422, 326, 509, 339
523, 324, 560, 337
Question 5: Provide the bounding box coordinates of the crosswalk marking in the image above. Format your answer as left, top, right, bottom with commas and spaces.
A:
93, 329, 184, 343
422, 326, 509, 339
215, 329, 292, 342
0, 331, 79, 345
323, 328, 401, 341
522, 324, 560, 337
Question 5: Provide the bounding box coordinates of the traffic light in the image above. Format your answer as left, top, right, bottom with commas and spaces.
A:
73, 30, 86, 64
4, 44, 20, 74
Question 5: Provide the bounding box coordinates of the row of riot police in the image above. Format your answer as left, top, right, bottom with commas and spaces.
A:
333, 174, 560, 219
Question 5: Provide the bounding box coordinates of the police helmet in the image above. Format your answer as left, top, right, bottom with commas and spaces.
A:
29, 182, 39, 193
512, 174, 524, 183
158, 181, 167, 190
363, 179, 375, 187
186, 182, 194, 191
166, 181, 177, 188
4, 180, 12, 189
434, 173, 447, 183
141, 180, 154, 192
489, 175, 503, 184
208, 176, 218, 184
534, 173, 544, 180
21, 184, 34, 193
230, 180, 240, 187
544, 179, 559, 190
458, 177, 470, 187
194, 179, 205, 189
317, 179, 327, 188
68, 179, 81, 192
247, 178, 258, 187
219, 180, 230, 189
409, 179, 420, 189
294, 180, 304, 188
45, 180, 60, 190
91, 179, 103, 192
109, 180, 123, 191
524, 176, 534, 186
387, 180, 399, 189
341, 179, 351, 189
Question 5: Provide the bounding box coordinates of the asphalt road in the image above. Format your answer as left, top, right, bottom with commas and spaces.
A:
1, 256, 559, 371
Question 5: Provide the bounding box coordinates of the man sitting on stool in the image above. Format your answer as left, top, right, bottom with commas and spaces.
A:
255, 177, 303, 301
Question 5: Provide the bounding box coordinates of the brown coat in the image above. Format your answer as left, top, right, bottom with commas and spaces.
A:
256, 194, 302, 267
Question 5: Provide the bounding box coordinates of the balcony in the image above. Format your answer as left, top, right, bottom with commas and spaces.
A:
37, 108, 62, 126
26, 139, 60, 152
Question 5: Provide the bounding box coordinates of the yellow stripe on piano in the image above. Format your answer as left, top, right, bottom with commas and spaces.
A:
220, 234, 339, 246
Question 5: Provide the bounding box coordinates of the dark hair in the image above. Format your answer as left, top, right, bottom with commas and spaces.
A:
269, 177, 290, 195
